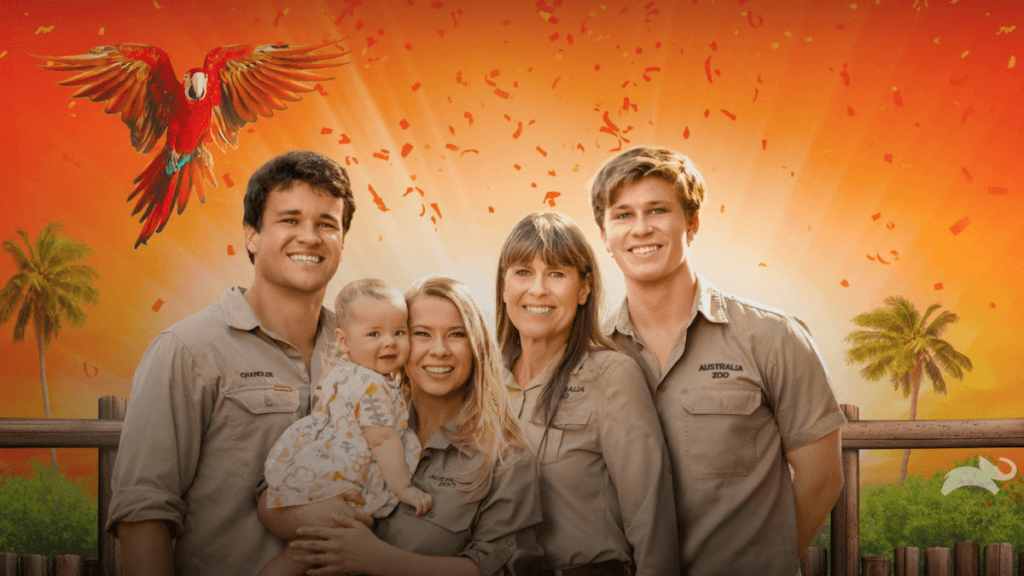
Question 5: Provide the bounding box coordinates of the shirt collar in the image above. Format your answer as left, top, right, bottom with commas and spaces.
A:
606, 273, 729, 339
222, 286, 335, 339
408, 405, 475, 457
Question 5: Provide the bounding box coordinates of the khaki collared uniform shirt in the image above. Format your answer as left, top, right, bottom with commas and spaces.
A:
106, 287, 336, 576
606, 275, 846, 576
507, 349, 680, 575
374, 412, 544, 576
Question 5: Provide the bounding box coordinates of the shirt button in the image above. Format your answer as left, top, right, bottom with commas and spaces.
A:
636, 343, 643, 351
265, 397, 273, 406
506, 538, 515, 546
428, 511, 436, 518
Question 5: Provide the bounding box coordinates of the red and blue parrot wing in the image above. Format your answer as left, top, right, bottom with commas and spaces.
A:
204, 42, 349, 151
33, 44, 179, 154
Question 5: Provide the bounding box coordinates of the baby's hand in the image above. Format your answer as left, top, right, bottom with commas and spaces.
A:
397, 486, 433, 516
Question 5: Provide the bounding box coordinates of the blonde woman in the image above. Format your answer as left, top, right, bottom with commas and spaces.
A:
259, 276, 543, 576
496, 212, 679, 576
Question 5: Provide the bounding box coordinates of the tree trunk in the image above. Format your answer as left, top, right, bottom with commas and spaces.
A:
35, 316, 58, 472
899, 355, 924, 485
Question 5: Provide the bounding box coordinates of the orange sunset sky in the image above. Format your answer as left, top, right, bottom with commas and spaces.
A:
1, 0, 1022, 495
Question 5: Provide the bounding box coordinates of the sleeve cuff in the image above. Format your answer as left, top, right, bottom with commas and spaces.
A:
783, 410, 848, 454
105, 485, 187, 537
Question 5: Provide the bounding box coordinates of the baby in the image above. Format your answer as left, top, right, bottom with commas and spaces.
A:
260, 278, 432, 576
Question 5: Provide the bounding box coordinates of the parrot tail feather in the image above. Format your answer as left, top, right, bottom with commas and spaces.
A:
129, 146, 215, 248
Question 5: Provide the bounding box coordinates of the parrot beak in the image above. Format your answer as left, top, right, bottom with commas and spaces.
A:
185, 72, 208, 101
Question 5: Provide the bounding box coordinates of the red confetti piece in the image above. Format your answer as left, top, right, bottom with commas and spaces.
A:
871, 213, 881, 221
368, 184, 389, 212
576, 143, 585, 152
704, 56, 714, 83
720, 109, 737, 120
488, 206, 495, 213
404, 187, 414, 197
961, 167, 973, 182
642, 66, 661, 81
401, 143, 413, 158
890, 250, 899, 260
866, 254, 876, 261
567, 34, 574, 44
840, 279, 850, 287
429, 203, 442, 219
876, 254, 891, 265
709, 41, 718, 51
988, 186, 1008, 195
552, 76, 561, 89
400, 119, 410, 130
949, 75, 968, 85
484, 76, 497, 87
223, 174, 235, 188
683, 127, 690, 139
412, 82, 421, 91
490, 69, 500, 78
152, 299, 164, 312
437, 29, 445, 37
847, 106, 855, 116
355, 20, 364, 30
884, 153, 893, 164
703, 109, 710, 118
543, 191, 560, 207
757, 74, 763, 84
550, 32, 559, 41
893, 89, 904, 107
227, 245, 236, 256
886, 222, 895, 230
753, 88, 759, 102
431, 1, 443, 8
761, 139, 767, 150
320, 127, 333, 135
366, 37, 377, 48
934, 282, 943, 290
82, 361, 99, 378
536, 146, 548, 157
448, 125, 456, 135
445, 143, 459, 151
494, 88, 510, 99
989, 302, 996, 309
514, 164, 522, 170
273, 10, 286, 27
548, 170, 556, 176
419, 205, 426, 217
622, 97, 637, 111
460, 149, 479, 155
339, 134, 352, 144
373, 151, 390, 160
961, 106, 974, 124
840, 65, 851, 86
949, 216, 970, 236
311, 83, 327, 96
512, 122, 523, 139
747, 11, 763, 27
595, 64, 601, 71
405, 43, 413, 50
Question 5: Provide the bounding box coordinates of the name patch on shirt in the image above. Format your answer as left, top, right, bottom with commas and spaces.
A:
428, 474, 471, 488
239, 371, 274, 378
562, 385, 585, 398
699, 363, 744, 379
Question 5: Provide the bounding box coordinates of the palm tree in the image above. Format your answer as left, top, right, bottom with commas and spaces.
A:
0, 222, 99, 472
845, 296, 973, 484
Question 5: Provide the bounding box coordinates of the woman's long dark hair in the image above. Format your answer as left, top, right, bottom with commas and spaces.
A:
496, 212, 616, 432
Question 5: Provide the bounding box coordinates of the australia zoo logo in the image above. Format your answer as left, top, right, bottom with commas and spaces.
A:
941, 457, 1018, 496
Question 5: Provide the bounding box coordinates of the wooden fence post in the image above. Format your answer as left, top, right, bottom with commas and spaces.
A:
862, 556, 890, 576
801, 546, 827, 576
98, 396, 126, 576
54, 555, 85, 576
894, 547, 920, 576
954, 541, 979, 576
831, 404, 860, 576
983, 543, 1013, 576
0, 553, 17, 576
923, 547, 950, 576
19, 554, 48, 576
1018, 551, 1024, 576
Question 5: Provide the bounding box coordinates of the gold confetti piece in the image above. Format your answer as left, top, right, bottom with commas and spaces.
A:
784, 31, 792, 38
805, 37, 813, 42
934, 38, 940, 44
997, 25, 1016, 34
849, 3, 857, 8
68, 101, 75, 108
1009, 55, 1016, 68
961, 50, 969, 58
283, 7, 289, 14
0, 51, 6, 59
758, 262, 768, 267
153, 0, 161, 7
771, 42, 780, 49
34, 25, 55, 34
98, 27, 105, 35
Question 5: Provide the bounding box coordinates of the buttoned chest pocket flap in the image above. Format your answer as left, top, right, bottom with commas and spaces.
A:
680, 387, 761, 477
223, 384, 301, 479
225, 385, 301, 415
538, 408, 592, 465
420, 492, 477, 535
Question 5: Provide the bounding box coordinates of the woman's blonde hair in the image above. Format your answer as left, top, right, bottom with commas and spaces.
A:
397, 275, 528, 495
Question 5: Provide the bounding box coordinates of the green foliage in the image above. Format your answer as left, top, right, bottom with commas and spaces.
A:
811, 456, 1024, 560
0, 461, 98, 557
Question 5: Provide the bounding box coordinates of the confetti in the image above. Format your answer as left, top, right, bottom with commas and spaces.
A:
1010, 56, 1016, 68
514, 164, 522, 170
949, 216, 970, 235
430, 203, 442, 218
399, 119, 410, 129
405, 43, 413, 50
642, 66, 661, 81
990, 302, 996, 309
368, 184, 389, 212
961, 106, 974, 123
543, 191, 560, 206
223, 174, 235, 188
445, 143, 459, 151
576, 143, 585, 152
961, 167, 973, 182
847, 106, 855, 116
876, 253, 891, 265
152, 299, 164, 312
987, 186, 1009, 195
552, 76, 561, 89
227, 245, 236, 256
840, 64, 851, 86
758, 262, 768, 267
419, 205, 426, 217
338, 134, 352, 144
34, 25, 55, 34
98, 27, 105, 35
871, 212, 881, 221
550, 32, 559, 41
934, 282, 943, 290
753, 88, 759, 102
313, 83, 328, 96
83, 361, 99, 378
997, 25, 1016, 35
273, 10, 288, 27
536, 146, 548, 157
0, 51, 6, 59
494, 88, 510, 99
949, 75, 968, 85
720, 109, 737, 120
320, 127, 333, 135
703, 109, 710, 118
840, 279, 850, 287
890, 250, 899, 260
373, 150, 390, 160
961, 50, 969, 59
401, 143, 413, 157
460, 149, 479, 155
704, 56, 714, 83
747, 11, 763, 27
412, 82, 421, 91
683, 126, 690, 139
488, 207, 495, 213
866, 254, 876, 261
884, 153, 893, 164
893, 88, 904, 106
512, 122, 523, 139
709, 41, 718, 51
761, 139, 767, 150
622, 97, 637, 111
886, 222, 895, 230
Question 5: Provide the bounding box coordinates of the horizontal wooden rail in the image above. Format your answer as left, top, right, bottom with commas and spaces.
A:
0, 418, 122, 448
841, 418, 1024, 449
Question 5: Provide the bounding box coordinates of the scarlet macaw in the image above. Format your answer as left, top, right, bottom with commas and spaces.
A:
35, 42, 347, 247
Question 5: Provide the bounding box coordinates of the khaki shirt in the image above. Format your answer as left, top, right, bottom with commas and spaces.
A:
507, 349, 680, 576
374, 412, 544, 576
606, 275, 846, 576
106, 287, 336, 576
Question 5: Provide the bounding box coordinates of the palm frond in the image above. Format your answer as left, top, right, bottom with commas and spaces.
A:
0, 275, 28, 324
923, 310, 959, 339
922, 354, 947, 394
2, 237, 32, 271
12, 296, 33, 343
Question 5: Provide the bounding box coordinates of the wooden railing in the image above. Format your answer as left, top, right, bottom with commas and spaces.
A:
2, 400, 1023, 575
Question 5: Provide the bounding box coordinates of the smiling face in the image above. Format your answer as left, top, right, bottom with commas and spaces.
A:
405, 295, 473, 404
601, 176, 699, 287
502, 253, 590, 347
244, 181, 345, 297
335, 295, 410, 375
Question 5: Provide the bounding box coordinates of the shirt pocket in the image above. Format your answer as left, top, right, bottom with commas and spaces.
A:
420, 491, 477, 535
537, 408, 592, 465
223, 383, 301, 480
680, 386, 761, 477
